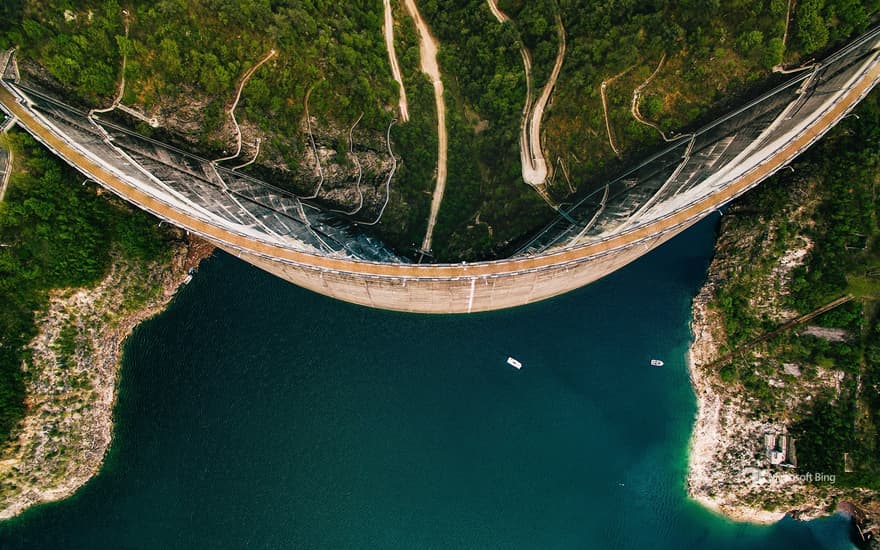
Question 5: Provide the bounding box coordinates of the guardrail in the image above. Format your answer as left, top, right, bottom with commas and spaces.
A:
0, 26, 876, 309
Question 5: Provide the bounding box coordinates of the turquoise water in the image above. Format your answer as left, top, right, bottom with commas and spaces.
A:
0, 218, 856, 548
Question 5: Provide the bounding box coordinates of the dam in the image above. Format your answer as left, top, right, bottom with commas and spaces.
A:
1, 27, 879, 313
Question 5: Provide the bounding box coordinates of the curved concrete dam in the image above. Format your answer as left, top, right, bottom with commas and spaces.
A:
1, 28, 879, 313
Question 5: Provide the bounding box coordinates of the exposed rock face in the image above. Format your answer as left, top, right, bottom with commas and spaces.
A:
151, 84, 214, 136
688, 280, 804, 524
293, 116, 396, 217
686, 184, 879, 538
17, 57, 398, 222
0, 237, 213, 519
839, 501, 880, 547
145, 93, 397, 220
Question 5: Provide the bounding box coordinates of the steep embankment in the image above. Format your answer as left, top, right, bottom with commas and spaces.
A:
0, 238, 213, 519
686, 108, 880, 543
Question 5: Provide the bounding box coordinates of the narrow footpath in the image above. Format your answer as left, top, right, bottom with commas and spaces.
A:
600, 66, 634, 157
631, 54, 677, 141
215, 49, 277, 163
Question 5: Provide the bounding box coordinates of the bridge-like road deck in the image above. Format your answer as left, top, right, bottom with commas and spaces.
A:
1, 29, 878, 312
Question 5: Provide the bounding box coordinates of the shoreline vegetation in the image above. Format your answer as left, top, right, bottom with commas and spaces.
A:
0, 129, 214, 518
0, 236, 213, 519
686, 93, 880, 544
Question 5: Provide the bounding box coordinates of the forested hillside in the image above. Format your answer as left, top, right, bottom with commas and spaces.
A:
680, 90, 880, 528
0, 132, 172, 446
0, 0, 877, 260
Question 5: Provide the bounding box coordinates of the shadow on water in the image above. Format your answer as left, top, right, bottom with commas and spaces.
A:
0, 216, 857, 549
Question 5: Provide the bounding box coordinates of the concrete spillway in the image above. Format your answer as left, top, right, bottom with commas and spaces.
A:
1, 28, 879, 313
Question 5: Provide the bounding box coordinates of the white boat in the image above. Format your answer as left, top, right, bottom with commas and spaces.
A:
506, 357, 523, 369
182, 267, 196, 285
650, 359, 664, 367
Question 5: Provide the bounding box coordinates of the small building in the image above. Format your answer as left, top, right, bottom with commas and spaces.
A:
764, 432, 788, 465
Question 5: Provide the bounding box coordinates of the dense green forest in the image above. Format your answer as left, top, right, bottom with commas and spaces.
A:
709, 92, 880, 488
0, 132, 171, 446
419, 0, 879, 256
0, 0, 876, 258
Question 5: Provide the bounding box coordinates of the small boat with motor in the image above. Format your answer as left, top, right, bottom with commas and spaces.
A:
650, 359, 664, 367
506, 357, 523, 369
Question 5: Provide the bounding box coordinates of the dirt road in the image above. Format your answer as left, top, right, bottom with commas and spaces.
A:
521, 17, 566, 185
403, 0, 448, 254
383, 0, 410, 122
486, 0, 510, 23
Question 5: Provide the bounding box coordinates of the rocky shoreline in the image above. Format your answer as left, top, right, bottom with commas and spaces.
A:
0, 236, 213, 520
687, 278, 816, 524
685, 223, 879, 545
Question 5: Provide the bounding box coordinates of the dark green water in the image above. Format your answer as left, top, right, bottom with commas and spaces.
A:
0, 218, 856, 549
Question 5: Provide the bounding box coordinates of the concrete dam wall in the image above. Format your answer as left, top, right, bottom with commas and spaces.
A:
1, 28, 879, 313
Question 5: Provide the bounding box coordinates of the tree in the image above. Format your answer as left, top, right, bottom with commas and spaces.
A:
764, 37, 785, 68
795, 0, 830, 54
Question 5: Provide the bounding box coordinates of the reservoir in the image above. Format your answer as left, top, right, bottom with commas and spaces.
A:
0, 218, 855, 548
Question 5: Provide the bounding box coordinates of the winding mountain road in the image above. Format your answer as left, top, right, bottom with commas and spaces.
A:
522, 16, 566, 186
493, 5, 567, 187
1, 27, 877, 313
